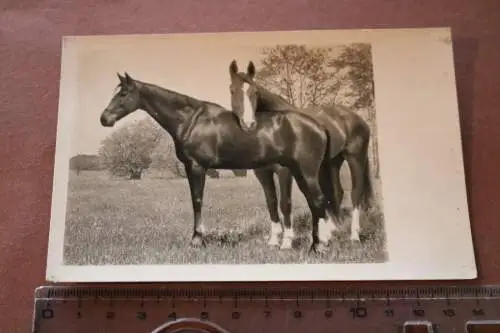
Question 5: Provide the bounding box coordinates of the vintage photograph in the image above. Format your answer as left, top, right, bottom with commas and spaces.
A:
46, 28, 477, 282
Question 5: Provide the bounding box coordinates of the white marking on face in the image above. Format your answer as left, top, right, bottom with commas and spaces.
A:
350, 207, 360, 241
242, 82, 256, 128
318, 218, 332, 244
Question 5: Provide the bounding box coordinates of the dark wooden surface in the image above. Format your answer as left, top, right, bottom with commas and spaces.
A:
1, 0, 500, 332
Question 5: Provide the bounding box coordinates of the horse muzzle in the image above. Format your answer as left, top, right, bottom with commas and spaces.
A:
100, 111, 118, 127
240, 119, 257, 132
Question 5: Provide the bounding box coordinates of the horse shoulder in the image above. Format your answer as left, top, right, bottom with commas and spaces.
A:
177, 105, 207, 143
183, 104, 228, 141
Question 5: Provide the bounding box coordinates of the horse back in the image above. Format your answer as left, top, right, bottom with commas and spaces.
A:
300, 104, 370, 144
288, 107, 347, 157
278, 110, 329, 151
322, 104, 371, 138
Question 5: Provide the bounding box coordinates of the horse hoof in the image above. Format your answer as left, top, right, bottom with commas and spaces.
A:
191, 236, 206, 248
309, 243, 329, 255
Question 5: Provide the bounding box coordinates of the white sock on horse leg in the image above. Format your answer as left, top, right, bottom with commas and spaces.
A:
325, 211, 338, 232
318, 218, 332, 244
280, 226, 294, 249
350, 207, 360, 241
268, 220, 283, 246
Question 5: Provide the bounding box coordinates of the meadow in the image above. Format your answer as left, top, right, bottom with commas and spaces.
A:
63, 168, 387, 265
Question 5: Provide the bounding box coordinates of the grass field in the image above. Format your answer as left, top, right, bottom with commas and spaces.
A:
63, 169, 388, 265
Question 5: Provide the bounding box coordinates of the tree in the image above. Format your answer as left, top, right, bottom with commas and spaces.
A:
69, 154, 102, 175
149, 134, 186, 178
98, 118, 163, 179
330, 43, 380, 178
255, 45, 341, 108
329, 43, 375, 110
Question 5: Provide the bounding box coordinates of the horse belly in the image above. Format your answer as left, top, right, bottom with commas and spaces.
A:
185, 119, 285, 169
184, 140, 221, 167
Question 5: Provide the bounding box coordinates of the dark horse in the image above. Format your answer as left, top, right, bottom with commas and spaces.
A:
229, 60, 374, 249
100, 72, 336, 253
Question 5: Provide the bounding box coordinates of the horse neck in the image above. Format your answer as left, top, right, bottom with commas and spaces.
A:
257, 88, 296, 112
136, 82, 203, 141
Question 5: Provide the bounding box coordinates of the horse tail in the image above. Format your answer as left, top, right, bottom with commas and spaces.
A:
321, 126, 332, 173
319, 127, 334, 203
359, 142, 374, 210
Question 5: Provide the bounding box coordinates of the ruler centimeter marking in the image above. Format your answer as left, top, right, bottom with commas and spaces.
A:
33, 285, 500, 333
36, 285, 500, 299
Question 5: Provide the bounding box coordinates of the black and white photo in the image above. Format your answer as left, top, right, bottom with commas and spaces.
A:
46, 28, 476, 282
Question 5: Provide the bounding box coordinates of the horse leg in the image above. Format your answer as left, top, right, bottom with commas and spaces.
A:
289, 164, 328, 254
345, 153, 367, 242
277, 167, 294, 250
344, 127, 374, 242
318, 158, 340, 243
254, 168, 283, 247
330, 154, 345, 217
320, 153, 345, 237
185, 161, 207, 247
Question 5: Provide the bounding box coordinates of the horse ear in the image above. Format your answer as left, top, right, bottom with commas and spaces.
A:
117, 72, 125, 84
247, 61, 256, 79
229, 60, 238, 76
124, 72, 136, 87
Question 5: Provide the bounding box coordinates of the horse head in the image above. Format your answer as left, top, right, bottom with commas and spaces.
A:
228, 60, 258, 132
100, 72, 142, 127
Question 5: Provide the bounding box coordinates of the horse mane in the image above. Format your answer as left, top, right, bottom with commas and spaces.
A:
125, 79, 225, 111
254, 82, 296, 112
